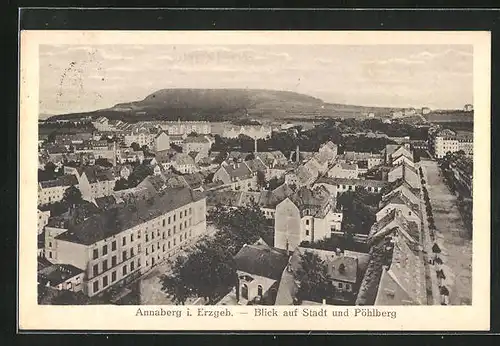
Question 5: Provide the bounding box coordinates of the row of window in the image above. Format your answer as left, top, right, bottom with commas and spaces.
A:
92, 259, 139, 294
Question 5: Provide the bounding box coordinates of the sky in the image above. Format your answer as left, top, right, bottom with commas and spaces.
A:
39, 44, 473, 116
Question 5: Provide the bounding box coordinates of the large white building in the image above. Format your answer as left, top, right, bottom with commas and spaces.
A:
46, 187, 207, 297
38, 175, 79, 206
430, 129, 473, 159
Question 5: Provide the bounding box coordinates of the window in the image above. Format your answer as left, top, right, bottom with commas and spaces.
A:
168, 216, 171, 224
131, 234, 134, 242
112, 241, 116, 251
146, 248, 149, 255
122, 250, 127, 261
152, 232, 155, 240
157, 242, 160, 250
146, 234, 149, 242
180, 223, 183, 230
103, 275, 108, 287
168, 241, 171, 249
180, 212, 183, 219
93, 264, 98, 277
122, 265, 127, 276
138, 258, 141, 267
102, 245, 108, 255
257, 285, 263, 297
173, 238, 176, 246
184, 220, 187, 228
173, 215, 176, 222
137, 231, 141, 239
173, 226, 176, 234
103, 260, 108, 271
49, 241, 52, 248
241, 284, 249, 300
152, 245, 155, 252
93, 249, 99, 260
48, 252, 52, 258
162, 232, 165, 239
180, 234, 183, 241
338, 282, 343, 289
111, 255, 117, 266
130, 248, 135, 257
184, 210, 188, 217
189, 207, 192, 215
306, 229, 309, 236
346, 283, 352, 291
157, 230, 160, 237
305, 220, 309, 225
93, 281, 99, 293
130, 261, 135, 271
122, 237, 126, 246
163, 244, 165, 252
111, 271, 116, 282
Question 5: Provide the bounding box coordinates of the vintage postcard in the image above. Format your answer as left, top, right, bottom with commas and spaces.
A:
19, 30, 490, 331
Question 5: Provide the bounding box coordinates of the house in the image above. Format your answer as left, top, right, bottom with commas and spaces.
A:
213, 160, 256, 191
152, 131, 170, 152
74, 167, 116, 202
38, 175, 79, 206
38, 209, 51, 234
368, 209, 421, 250
342, 151, 383, 170
274, 186, 343, 252
255, 151, 288, 169
376, 192, 421, 231
171, 153, 197, 174
391, 152, 415, 168
217, 240, 288, 306
92, 116, 111, 132
50, 187, 207, 297
258, 183, 295, 219
381, 178, 421, 207
387, 163, 420, 189
245, 158, 269, 177
38, 264, 85, 293
327, 162, 359, 179
275, 247, 370, 305
373, 231, 426, 305
383, 144, 412, 164
117, 149, 144, 164
182, 135, 213, 155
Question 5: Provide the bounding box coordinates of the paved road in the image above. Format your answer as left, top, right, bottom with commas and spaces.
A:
420, 159, 472, 305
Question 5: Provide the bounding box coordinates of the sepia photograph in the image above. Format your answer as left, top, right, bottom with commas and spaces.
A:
19, 30, 490, 331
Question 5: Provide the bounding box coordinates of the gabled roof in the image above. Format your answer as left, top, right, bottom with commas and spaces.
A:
173, 153, 196, 166
258, 183, 295, 208
234, 242, 288, 281
39, 174, 78, 189
245, 158, 267, 173
379, 190, 421, 216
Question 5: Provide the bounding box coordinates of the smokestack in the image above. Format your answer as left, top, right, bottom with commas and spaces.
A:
296, 145, 300, 163
254, 138, 258, 154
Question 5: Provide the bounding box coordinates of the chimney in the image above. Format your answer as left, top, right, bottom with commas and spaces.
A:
296, 145, 300, 163
254, 138, 258, 154
322, 299, 326, 305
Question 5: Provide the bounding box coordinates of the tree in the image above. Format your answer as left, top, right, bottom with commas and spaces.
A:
114, 178, 129, 191
256, 170, 266, 188
130, 142, 141, 152
160, 238, 238, 304
293, 251, 335, 304
62, 186, 83, 208
128, 164, 154, 187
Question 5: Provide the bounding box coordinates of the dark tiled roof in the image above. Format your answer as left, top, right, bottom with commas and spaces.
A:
245, 158, 267, 173
316, 177, 387, 188
223, 161, 253, 180
94, 195, 118, 210
234, 243, 289, 281
39, 175, 78, 189
55, 187, 204, 245
38, 264, 84, 286
289, 186, 332, 217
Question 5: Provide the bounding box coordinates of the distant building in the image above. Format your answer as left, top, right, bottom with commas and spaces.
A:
182, 135, 213, 154
422, 107, 431, 115
429, 129, 473, 158
223, 125, 274, 139
213, 160, 256, 191
463, 104, 473, 112
38, 263, 85, 293
387, 163, 420, 190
